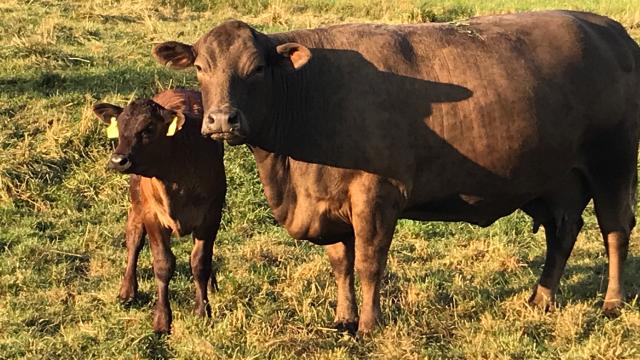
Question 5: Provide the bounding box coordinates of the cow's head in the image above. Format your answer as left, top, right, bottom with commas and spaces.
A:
93, 99, 185, 175
152, 20, 311, 145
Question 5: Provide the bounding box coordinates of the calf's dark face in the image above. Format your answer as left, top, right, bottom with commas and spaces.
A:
93, 100, 185, 176
152, 21, 311, 145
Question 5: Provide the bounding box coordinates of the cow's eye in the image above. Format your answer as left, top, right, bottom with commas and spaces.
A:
142, 127, 154, 137
250, 65, 264, 77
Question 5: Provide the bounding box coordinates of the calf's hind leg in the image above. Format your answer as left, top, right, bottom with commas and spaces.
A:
146, 221, 175, 333
191, 208, 222, 318
190, 234, 214, 318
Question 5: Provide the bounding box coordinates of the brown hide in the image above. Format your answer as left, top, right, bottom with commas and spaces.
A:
213, 12, 640, 239
154, 11, 640, 332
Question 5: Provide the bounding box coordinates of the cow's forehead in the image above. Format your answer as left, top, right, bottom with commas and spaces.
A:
196, 20, 259, 56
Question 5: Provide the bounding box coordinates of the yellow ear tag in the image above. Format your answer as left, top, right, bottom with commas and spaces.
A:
106, 117, 119, 139
166, 116, 178, 136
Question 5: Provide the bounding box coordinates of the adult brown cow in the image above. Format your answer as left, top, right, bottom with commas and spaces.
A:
153, 11, 640, 333
93, 89, 226, 333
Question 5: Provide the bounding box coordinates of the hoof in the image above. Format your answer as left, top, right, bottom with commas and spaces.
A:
118, 285, 138, 304
332, 321, 358, 335
356, 317, 380, 336
153, 310, 172, 334
528, 285, 555, 312
602, 299, 623, 318
194, 301, 212, 318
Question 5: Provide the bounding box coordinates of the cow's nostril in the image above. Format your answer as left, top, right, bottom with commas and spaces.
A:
228, 112, 239, 126
207, 114, 216, 125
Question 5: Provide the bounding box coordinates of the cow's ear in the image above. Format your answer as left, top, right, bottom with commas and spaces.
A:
93, 103, 123, 125
152, 41, 195, 70
275, 43, 311, 71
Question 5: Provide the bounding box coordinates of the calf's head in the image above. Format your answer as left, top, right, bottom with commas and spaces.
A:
152, 20, 311, 145
93, 99, 185, 176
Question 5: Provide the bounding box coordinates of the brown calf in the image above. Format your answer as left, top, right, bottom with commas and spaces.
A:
93, 89, 226, 333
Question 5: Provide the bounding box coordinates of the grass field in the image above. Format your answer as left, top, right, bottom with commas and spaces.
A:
1, 0, 640, 358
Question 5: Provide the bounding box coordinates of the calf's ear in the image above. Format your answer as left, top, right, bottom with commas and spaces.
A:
155, 104, 186, 136
93, 103, 123, 125
152, 41, 196, 70
275, 43, 311, 71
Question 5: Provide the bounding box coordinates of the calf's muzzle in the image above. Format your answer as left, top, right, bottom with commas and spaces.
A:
109, 153, 131, 172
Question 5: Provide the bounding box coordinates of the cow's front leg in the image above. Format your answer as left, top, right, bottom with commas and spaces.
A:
352, 187, 400, 334
325, 238, 357, 333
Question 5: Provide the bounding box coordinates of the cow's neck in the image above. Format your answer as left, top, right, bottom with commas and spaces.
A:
249, 146, 295, 225
253, 67, 315, 155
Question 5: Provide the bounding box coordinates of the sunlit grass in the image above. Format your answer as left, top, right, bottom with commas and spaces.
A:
1, 0, 639, 358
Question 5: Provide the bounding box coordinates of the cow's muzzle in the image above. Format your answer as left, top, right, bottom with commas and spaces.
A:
108, 153, 132, 172
202, 107, 248, 145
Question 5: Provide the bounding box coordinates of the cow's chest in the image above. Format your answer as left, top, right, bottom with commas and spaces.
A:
260, 173, 354, 244
280, 194, 353, 244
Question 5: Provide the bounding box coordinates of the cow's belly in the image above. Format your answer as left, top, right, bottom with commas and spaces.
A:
401, 192, 530, 227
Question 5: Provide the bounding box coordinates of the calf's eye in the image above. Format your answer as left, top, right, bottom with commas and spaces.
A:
250, 65, 264, 77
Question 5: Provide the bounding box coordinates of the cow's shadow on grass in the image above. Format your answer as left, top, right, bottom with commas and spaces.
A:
385, 251, 640, 326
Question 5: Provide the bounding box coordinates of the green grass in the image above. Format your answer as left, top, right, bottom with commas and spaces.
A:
1, 0, 640, 358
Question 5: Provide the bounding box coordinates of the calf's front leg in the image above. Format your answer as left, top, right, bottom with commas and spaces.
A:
118, 207, 146, 303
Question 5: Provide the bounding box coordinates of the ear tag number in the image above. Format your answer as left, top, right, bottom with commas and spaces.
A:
166, 116, 178, 136
107, 117, 119, 139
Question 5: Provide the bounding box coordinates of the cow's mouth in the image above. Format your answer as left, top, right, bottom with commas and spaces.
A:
210, 131, 247, 145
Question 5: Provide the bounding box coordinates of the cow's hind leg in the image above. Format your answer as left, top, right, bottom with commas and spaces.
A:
325, 238, 358, 334
146, 221, 175, 334
589, 176, 636, 316
586, 127, 638, 316
525, 171, 590, 310
119, 207, 146, 303
528, 215, 585, 310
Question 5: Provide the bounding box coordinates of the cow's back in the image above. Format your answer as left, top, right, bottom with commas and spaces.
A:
264, 11, 640, 226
